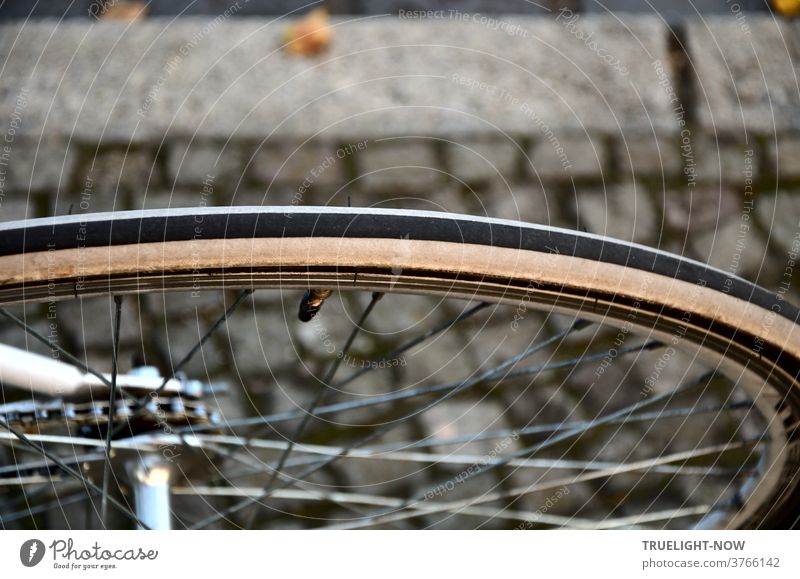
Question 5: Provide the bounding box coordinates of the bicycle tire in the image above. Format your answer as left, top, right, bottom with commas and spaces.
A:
0, 206, 798, 529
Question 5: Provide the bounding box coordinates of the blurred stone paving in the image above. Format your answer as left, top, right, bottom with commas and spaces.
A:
0, 13, 796, 288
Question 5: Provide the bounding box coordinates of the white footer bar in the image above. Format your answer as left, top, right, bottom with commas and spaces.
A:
1, 530, 797, 578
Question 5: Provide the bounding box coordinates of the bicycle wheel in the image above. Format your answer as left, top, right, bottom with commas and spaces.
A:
0, 206, 798, 530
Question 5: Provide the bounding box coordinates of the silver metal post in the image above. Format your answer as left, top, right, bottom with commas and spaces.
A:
128, 456, 173, 530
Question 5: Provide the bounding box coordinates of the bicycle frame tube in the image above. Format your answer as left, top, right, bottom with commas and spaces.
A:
0, 343, 185, 397
127, 456, 173, 530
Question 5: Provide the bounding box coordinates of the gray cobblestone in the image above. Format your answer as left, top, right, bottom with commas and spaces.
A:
133, 190, 216, 211
57, 148, 161, 214
692, 213, 768, 282
420, 399, 517, 456
154, 289, 229, 319
348, 181, 469, 214
56, 296, 142, 351
688, 17, 800, 134
79, 148, 161, 194
355, 139, 440, 192
0, 309, 51, 351
478, 183, 559, 225
767, 137, 800, 179
225, 295, 302, 378
248, 140, 346, 187
530, 136, 605, 181
56, 188, 123, 215
167, 141, 248, 188
755, 190, 800, 251
444, 139, 520, 184
3, 139, 76, 193
159, 316, 230, 378
0, 194, 32, 222
0, 17, 676, 141
660, 184, 744, 258
0, 21, 173, 143
619, 136, 682, 177
575, 182, 657, 244
236, 186, 294, 207
696, 137, 758, 183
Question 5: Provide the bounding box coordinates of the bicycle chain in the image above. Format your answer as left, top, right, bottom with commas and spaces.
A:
0, 397, 219, 432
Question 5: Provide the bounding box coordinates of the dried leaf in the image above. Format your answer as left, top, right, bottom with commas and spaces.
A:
773, 0, 800, 16
100, 1, 149, 21
283, 8, 333, 56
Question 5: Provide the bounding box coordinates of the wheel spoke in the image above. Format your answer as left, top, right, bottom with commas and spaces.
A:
187, 318, 594, 433
172, 485, 597, 528
0, 452, 104, 477
240, 300, 491, 438
110, 289, 254, 438
167, 289, 254, 385
593, 506, 713, 529
331, 301, 490, 390
100, 295, 123, 527
0, 419, 151, 529
0, 308, 136, 402
0, 492, 88, 525
322, 439, 759, 529
369, 400, 754, 453
199, 300, 492, 511
243, 292, 384, 528
0, 475, 65, 485
173, 491, 713, 530
187, 318, 591, 529
202, 441, 371, 526
321, 370, 731, 529
420, 371, 724, 495
197, 434, 752, 477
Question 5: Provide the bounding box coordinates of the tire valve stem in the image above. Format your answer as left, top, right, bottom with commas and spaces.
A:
298, 288, 333, 322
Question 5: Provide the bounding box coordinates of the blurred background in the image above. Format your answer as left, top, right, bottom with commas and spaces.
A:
1, 0, 798, 288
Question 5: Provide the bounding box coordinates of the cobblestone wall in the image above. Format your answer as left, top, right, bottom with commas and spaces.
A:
0, 14, 798, 297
